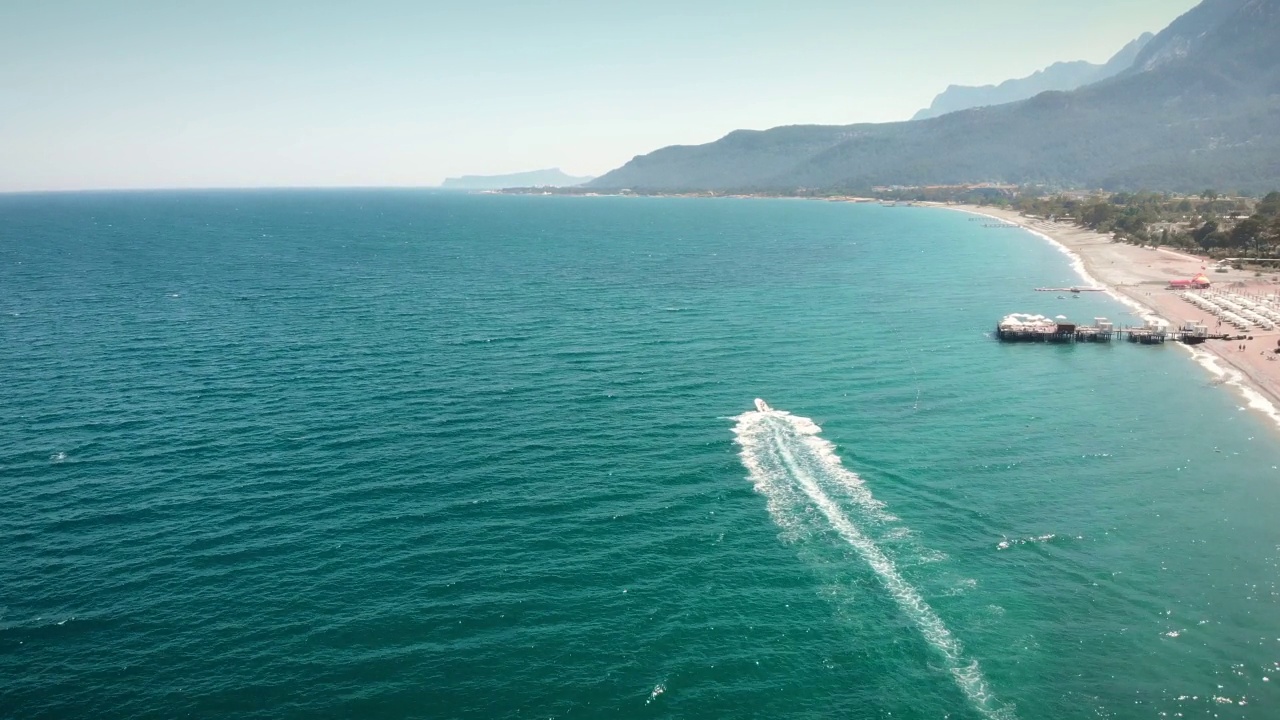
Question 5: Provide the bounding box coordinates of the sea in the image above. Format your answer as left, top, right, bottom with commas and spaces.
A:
2, 190, 1279, 719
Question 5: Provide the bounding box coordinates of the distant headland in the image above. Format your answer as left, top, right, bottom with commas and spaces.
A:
440, 168, 594, 191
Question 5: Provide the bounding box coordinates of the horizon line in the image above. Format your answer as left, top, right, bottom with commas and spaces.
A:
0, 184, 473, 196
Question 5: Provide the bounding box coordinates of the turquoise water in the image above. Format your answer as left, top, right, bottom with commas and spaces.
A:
2, 191, 1279, 719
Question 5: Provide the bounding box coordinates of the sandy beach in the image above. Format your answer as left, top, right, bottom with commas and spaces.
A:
941, 203, 1280, 428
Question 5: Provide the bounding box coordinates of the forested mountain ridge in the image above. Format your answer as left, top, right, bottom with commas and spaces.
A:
1125, 0, 1266, 73
911, 33, 1152, 121
589, 0, 1280, 194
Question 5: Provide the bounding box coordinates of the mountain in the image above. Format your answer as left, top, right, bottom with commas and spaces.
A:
440, 168, 594, 190
590, 0, 1280, 194
1126, 0, 1274, 73
912, 33, 1153, 120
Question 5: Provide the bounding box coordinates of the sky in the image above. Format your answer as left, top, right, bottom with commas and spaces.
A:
0, 0, 1200, 192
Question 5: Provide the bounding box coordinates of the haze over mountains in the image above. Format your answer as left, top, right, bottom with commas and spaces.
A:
590, 0, 1280, 194
911, 33, 1153, 120
441, 168, 593, 190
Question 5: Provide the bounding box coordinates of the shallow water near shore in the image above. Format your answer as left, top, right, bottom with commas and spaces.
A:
3, 191, 1279, 719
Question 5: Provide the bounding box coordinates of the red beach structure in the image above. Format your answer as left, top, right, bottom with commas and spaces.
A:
1168, 273, 1212, 290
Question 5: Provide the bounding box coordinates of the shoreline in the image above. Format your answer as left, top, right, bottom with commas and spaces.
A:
510, 190, 1280, 430
932, 202, 1280, 431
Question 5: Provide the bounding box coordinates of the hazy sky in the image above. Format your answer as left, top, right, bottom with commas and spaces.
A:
0, 0, 1199, 192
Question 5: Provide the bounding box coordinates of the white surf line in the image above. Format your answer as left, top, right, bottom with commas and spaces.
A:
734, 403, 1014, 720
1185, 345, 1280, 427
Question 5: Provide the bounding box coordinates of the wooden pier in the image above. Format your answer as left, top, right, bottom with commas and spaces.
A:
996, 314, 1173, 345
1124, 327, 1168, 344
996, 314, 1237, 346
995, 324, 1166, 343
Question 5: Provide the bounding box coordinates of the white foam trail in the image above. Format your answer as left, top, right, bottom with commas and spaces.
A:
734, 402, 1014, 720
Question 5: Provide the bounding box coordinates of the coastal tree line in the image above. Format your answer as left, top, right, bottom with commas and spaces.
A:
997, 190, 1280, 258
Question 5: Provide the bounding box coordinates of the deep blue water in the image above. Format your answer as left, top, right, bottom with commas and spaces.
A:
2, 191, 1279, 719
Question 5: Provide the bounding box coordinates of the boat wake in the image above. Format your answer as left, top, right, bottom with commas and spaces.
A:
733, 400, 1014, 720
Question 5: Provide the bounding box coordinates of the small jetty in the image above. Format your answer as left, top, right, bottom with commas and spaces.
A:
996, 314, 1236, 345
